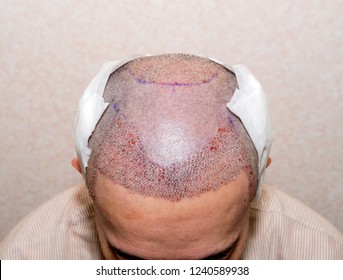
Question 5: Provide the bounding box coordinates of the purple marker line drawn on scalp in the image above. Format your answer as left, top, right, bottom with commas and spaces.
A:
227, 115, 235, 126
112, 103, 120, 112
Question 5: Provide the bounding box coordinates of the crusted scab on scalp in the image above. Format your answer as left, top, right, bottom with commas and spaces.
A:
87, 54, 258, 202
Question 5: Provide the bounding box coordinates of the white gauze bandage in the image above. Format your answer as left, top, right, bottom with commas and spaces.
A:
75, 55, 145, 175
75, 55, 272, 200
225, 64, 273, 200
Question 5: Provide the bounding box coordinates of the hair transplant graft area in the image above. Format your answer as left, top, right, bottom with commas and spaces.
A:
87, 54, 258, 202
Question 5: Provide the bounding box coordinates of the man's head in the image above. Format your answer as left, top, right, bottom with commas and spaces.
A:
72, 54, 270, 259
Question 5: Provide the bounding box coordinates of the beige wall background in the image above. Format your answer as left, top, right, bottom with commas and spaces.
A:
1, 0, 342, 240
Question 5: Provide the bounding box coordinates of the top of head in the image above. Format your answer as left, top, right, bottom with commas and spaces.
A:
75, 54, 272, 201
102, 54, 240, 166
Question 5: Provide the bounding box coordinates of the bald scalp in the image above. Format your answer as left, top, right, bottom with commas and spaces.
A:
86, 54, 258, 201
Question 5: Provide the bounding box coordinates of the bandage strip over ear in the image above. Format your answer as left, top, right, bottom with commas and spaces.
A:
225, 65, 273, 200
74, 55, 143, 175
74, 55, 273, 200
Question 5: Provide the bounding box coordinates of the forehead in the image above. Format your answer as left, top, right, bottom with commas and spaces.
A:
93, 171, 250, 259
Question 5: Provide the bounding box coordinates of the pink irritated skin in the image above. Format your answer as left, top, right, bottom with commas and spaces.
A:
87, 54, 258, 202
89, 113, 256, 202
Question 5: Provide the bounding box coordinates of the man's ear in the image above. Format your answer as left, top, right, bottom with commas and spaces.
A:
266, 157, 272, 168
71, 157, 82, 174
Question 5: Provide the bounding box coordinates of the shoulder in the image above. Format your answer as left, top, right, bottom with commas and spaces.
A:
0, 183, 102, 259
244, 185, 343, 259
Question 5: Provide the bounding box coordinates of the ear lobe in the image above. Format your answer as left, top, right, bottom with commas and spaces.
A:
71, 158, 82, 174
266, 157, 272, 168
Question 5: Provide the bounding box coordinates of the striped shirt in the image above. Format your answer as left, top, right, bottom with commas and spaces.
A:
0, 184, 342, 259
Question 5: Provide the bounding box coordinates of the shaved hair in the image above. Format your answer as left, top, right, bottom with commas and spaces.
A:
86, 54, 258, 202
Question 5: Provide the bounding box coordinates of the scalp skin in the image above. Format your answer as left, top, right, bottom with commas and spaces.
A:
86, 54, 258, 202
